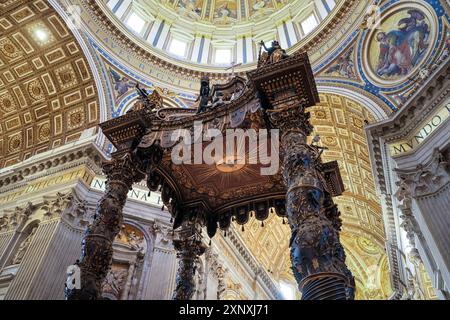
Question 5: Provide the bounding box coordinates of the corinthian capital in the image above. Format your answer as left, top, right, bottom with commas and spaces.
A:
41, 192, 73, 220
149, 220, 174, 249
0, 202, 34, 232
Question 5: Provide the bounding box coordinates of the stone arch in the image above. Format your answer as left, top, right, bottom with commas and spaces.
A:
317, 84, 391, 120
49, 0, 110, 148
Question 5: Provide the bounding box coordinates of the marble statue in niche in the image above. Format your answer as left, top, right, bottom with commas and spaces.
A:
11, 226, 37, 265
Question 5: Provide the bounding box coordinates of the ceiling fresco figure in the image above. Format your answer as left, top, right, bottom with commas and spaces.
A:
177, 0, 204, 19
371, 8, 431, 79
214, 0, 237, 24
325, 47, 356, 79
110, 68, 137, 100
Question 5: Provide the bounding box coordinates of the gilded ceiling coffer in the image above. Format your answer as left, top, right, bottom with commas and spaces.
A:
65, 47, 354, 300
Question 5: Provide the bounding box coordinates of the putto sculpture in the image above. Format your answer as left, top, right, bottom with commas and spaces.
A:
196, 76, 211, 114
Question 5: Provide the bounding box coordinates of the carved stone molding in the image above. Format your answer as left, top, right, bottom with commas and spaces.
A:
0, 143, 102, 192
41, 192, 74, 221
149, 220, 174, 250
366, 58, 450, 295
62, 198, 93, 230
205, 247, 228, 300
393, 149, 450, 290
395, 180, 423, 250
395, 149, 449, 198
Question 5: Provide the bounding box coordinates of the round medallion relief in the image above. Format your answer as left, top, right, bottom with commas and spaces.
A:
0, 94, 17, 113
9, 135, 22, 152
3, 43, 16, 55
38, 123, 51, 142
28, 80, 44, 100
356, 237, 379, 255
363, 2, 437, 87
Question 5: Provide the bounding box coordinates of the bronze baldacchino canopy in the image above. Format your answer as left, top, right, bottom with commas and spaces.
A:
64, 42, 355, 300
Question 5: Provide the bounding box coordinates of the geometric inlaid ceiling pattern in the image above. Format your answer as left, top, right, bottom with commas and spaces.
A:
0, 0, 99, 168
236, 93, 390, 299
311, 94, 384, 245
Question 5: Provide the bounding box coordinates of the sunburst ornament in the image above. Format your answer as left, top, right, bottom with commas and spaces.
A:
216, 155, 245, 173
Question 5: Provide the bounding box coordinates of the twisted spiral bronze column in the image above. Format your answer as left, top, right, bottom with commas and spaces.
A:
268, 105, 355, 300
172, 222, 206, 300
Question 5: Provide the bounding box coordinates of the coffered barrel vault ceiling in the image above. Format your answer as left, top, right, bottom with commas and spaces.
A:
0, 0, 100, 168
